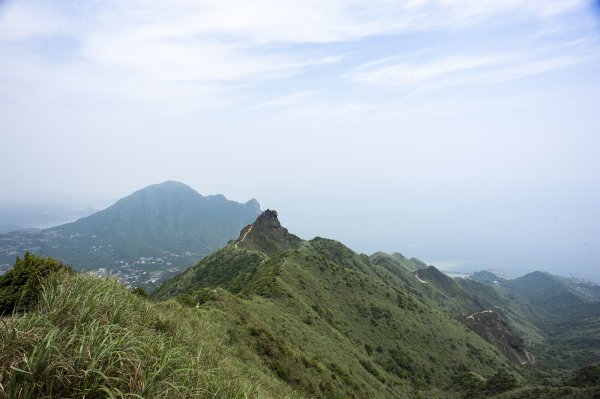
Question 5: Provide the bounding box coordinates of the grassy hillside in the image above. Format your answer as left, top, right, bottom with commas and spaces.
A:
2, 254, 599, 398
0, 270, 299, 398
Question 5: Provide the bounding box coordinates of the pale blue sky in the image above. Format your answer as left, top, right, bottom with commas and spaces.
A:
1, 0, 599, 281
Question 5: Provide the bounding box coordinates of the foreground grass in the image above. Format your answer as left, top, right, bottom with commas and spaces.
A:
0, 272, 300, 399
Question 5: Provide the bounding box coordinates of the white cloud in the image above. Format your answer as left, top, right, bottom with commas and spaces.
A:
0, 0, 592, 112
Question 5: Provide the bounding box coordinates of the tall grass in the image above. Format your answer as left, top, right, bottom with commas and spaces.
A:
0, 273, 299, 398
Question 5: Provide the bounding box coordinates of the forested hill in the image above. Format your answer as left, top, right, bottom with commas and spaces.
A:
0, 181, 261, 287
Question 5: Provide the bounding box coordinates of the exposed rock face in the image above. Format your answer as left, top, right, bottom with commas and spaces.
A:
255, 209, 280, 229
235, 209, 302, 256
458, 310, 535, 365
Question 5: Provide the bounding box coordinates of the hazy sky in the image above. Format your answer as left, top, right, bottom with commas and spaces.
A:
1, 1, 600, 281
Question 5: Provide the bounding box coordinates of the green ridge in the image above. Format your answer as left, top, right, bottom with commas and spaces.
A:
3, 210, 600, 398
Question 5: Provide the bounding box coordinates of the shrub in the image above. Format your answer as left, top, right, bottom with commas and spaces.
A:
452, 371, 486, 398
131, 286, 149, 298
568, 363, 600, 387
485, 370, 519, 394
0, 252, 71, 315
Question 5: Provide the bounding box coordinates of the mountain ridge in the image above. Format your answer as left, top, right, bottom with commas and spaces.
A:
153, 210, 533, 398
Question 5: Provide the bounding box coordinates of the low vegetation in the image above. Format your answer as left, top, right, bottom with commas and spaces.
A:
0, 256, 298, 398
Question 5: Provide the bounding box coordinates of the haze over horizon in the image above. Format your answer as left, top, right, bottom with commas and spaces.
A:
1, 1, 599, 282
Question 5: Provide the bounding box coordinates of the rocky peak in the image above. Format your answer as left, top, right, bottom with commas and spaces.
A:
255, 209, 280, 228
235, 209, 302, 256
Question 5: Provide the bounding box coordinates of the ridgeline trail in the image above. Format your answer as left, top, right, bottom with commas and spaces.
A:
235, 225, 254, 249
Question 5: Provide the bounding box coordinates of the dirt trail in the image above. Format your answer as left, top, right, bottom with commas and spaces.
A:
466, 310, 493, 321
414, 273, 428, 284
234, 225, 254, 249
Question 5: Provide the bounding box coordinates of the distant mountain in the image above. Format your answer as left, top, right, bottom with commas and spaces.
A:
0, 181, 261, 288
53, 181, 261, 261
502, 271, 600, 314
369, 251, 425, 274
471, 270, 507, 283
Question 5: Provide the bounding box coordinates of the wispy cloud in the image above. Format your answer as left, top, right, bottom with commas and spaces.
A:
348, 47, 587, 91
349, 55, 508, 86
252, 91, 322, 109
475, 56, 581, 83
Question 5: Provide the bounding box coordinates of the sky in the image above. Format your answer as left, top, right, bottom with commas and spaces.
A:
1, 0, 600, 281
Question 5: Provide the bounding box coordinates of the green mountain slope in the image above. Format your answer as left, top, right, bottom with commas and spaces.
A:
455, 278, 545, 349
457, 271, 600, 370
502, 272, 600, 369
3, 254, 599, 398
370, 252, 535, 366
502, 272, 600, 319
369, 251, 425, 275
3, 223, 600, 397
154, 210, 528, 398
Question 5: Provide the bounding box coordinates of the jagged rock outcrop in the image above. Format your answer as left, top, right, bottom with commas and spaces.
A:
234, 209, 302, 256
